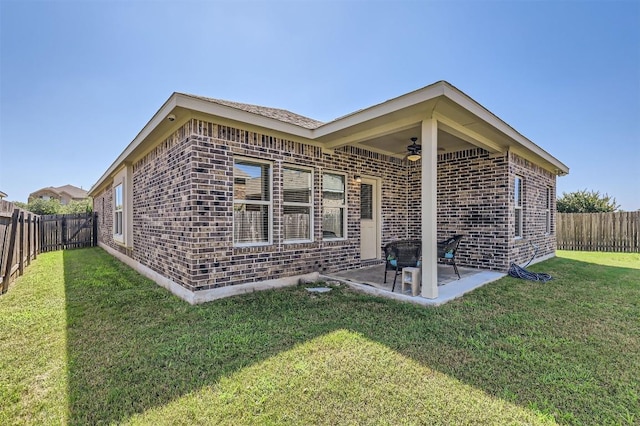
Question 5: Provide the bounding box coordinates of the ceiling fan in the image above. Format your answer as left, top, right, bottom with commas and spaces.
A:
406, 137, 421, 161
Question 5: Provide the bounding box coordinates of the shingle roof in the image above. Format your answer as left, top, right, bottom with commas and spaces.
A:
55, 184, 88, 199
180, 93, 325, 130
30, 184, 88, 200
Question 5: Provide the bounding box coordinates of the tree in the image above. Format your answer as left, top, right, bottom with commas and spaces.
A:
23, 198, 63, 215
62, 199, 93, 214
556, 189, 619, 213
13, 198, 93, 215
13, 201, 29, 210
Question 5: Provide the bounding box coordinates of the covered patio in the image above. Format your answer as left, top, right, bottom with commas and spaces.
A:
315, 82, 566, 301
324, 264, 505, 307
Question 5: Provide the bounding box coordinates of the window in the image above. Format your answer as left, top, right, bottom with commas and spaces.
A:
283, 167, 312, 242
112, 166, 132, 246
322, 173, 346, 239
514, 176, 523, 238
234, 159, 271, 245
360, 183, 373, 220
114, 183, 123, 238
545, 186, 552, 234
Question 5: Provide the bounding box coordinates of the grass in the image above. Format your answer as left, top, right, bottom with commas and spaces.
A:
1, 248, 638, 425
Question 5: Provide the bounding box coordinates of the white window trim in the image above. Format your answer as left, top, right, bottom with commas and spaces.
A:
233, 157, 273, 247
514, 175, 524, 239
545, 186, 552, 235
283, 165, 314, 243
114, 183, 123, 241
322, 171, 347, 240
112, 165, 133, 247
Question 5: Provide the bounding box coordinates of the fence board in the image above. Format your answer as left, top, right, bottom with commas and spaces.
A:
557, 212, 640, 252
1, 210, 19, 294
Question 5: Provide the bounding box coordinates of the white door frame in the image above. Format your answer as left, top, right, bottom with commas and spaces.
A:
359, 176, 381, 261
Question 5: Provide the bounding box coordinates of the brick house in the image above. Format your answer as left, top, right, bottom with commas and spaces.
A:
89, 81, 568, 304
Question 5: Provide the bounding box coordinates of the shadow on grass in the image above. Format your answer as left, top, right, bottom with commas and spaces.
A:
64, 248, 640, 425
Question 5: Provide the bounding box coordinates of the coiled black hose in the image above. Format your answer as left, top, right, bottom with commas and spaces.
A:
508, 244, 553, 282
508, 263, 553, 282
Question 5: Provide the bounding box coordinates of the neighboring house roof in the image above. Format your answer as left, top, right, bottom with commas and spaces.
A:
29, 185, 88, 201
55, 184, 89, 199
0, 190, 7, 199
89, 81, 569, 196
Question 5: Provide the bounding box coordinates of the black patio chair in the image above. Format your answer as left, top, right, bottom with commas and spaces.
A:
382, 239, 421, 292
437, 234, 464, 279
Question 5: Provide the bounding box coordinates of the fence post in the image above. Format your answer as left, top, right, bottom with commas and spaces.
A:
39, 217, 42, 254
1, 209, 20, 294
18, 211, 24, 276
26, 214, 32, 266
34, 216, 39, 258
61, 216, 67, 250
93, 212, 98, 247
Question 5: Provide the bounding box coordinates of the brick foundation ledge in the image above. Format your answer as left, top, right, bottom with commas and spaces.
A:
98, 242, 319, 304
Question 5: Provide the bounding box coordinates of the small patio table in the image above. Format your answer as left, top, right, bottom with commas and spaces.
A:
401, 267, 421, 296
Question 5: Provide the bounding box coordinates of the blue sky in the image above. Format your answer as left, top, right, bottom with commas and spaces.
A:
1, 0, 638, 210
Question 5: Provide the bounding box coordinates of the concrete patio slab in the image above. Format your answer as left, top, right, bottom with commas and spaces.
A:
322, 263, 505, 307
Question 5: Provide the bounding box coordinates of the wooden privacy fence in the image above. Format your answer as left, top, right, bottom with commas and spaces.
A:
1, 201, 40, 294
556, 212, 640, 252
1, 201, 98, 294
41, 212, 97, 252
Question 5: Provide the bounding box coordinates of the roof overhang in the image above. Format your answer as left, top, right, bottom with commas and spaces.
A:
89, 81, 568, 196
311, 81, 568, 174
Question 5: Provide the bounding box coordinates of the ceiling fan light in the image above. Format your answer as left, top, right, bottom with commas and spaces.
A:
406, 136, 421, 161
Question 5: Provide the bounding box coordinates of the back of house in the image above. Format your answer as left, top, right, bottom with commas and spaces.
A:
89, 81, 568, 303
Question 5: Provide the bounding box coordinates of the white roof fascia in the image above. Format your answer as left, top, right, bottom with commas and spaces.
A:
310, 81, 568, 174
312, 82, 446, 138
441, 84, 569, 173
90, 93, 317, 196
89, 94, 179, 196
90, 82, 568, 196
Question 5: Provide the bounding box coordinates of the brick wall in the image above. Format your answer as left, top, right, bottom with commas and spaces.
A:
94, 119, 557, 293
435, 148, 511, 270
184, 125, 408, 291
93, 124, 199, 289
131, 130, 197, 289
94, 119, 410, 292
406, 148, 556, 271
509, 152, 557, 265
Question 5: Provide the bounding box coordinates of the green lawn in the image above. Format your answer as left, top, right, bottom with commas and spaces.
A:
1, 248, 638, 425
